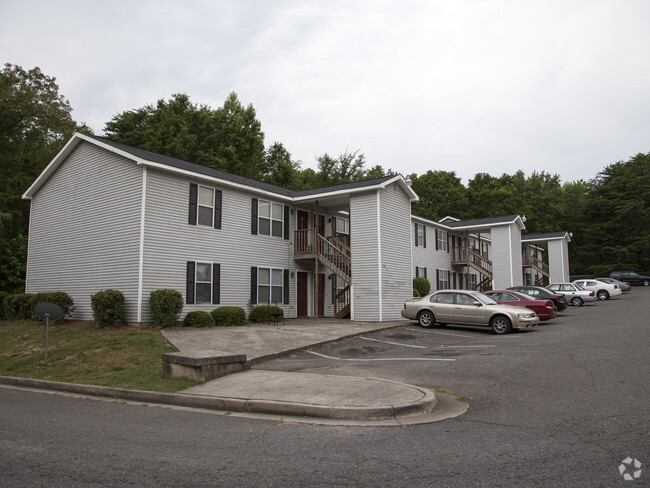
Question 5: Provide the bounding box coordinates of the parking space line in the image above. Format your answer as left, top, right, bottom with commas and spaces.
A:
407, 328, 477, 339
434, 345, 496, 348
360, 336, 426, 349
307, 351, 456, 362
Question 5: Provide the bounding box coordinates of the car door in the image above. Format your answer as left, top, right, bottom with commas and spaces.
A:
430, 292, 455, 322
453, 292, 486, 325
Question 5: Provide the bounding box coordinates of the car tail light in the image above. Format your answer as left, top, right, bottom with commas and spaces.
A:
625, 282, 630, 287
613, 284, 618, 289
557, 296, 565, 302
589, 291, 594, 296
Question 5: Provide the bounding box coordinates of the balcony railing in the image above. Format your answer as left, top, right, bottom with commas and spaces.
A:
523, 254, 549, 275
451, 247, 493, 277
294, 228, 352, 285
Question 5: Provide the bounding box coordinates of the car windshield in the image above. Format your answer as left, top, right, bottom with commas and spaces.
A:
473, 292, 498, 305
574, 283, 586, 291
517, 292, 536, 300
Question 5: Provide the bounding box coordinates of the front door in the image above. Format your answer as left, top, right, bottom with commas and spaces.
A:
317, 214, 325, 236
318, 273, 326, 316
297, 272, 308, 316
297, 210, 309, 230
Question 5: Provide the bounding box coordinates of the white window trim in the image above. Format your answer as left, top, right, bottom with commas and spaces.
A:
437, 229, 448, 252
258, 199, 284, 237
197, 185, 215, 227
258, 267, 284, 304
195, 262, 213, 304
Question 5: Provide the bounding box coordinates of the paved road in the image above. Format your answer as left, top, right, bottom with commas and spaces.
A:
1, 289, 648, 487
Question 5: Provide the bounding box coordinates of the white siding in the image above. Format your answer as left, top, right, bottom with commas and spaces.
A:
350, 191, 380, 321
379, 183, 413, 320
25, 142, 142, 320
140, 168, 296, 321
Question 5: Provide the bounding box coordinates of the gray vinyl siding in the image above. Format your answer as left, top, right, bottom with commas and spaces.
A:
412, 221, 454, 291
350, 191, 380, 321
25, 142, 142, 320
490, 224, 522, 288
379, 184, 413, 320
140, 168, 296, 321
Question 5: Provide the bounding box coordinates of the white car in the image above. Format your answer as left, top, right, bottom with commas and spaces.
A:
572, 279, 623, 300
547, 283, 598, 307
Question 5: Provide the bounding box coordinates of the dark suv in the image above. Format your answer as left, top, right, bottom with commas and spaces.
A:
610, 271, 650, 286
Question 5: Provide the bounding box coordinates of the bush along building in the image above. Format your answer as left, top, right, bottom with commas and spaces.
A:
22, 133, 571, 324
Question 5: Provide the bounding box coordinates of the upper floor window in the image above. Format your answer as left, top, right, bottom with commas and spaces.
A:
251, 198, 289, 239
189, 183, 222, 229
335, 217, 350, 235
436, 229, 448, 252
415, 223, 426, 247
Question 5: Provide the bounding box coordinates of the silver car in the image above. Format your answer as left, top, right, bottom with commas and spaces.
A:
401, 289, 539, 335
547, 283, 597, 307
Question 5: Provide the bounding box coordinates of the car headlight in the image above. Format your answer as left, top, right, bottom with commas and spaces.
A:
518, 312, 536, 318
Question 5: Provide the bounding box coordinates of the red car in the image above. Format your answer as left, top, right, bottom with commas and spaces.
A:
485, 290, 558, 321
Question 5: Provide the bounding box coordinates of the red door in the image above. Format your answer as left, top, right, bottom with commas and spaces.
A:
297, 272, 308, 317
317, 215, 325, 236
318, 273, 326, 316
297, 210, 309, 230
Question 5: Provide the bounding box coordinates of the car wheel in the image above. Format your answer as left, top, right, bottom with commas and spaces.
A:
597, 290, 609, 300
417, 310, 435, 328
643, 279, 650, 286
490, 315, 512, 335
571, 296, 583, 307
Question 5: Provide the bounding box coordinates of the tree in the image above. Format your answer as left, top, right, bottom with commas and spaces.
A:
104, 92, 266, 179
410, 170, 468, 221
579, 153, 650, 274
263, 141, 301, 189
0, 64, 81, 299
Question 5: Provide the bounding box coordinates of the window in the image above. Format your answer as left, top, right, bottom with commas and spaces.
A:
436, 269, 451, 290
252, 198, 288, 239
415, 266, 427, 278
188, 183, 222, 228
186, 261, 220, 304
414, 223, 426, 247
481, 241, 489, 259
250, 267, 289, 304
436, 229, 448, 252
335, 218, 350, 235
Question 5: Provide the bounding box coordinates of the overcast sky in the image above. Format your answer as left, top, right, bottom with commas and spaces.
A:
2, 0, 649, 184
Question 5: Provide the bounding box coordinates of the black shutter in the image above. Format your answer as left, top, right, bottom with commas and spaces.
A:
283, 269, 290, 304
250, 267, 257, 304
424, 268, 428, 279
214, 190, 222, 229
188, 184, 198, 225
332, 275, 336, 304
284, 205, 290, 240
251, 198, 258, 235
212, 263, 221, 304
447, 233, 450, 253
435, 229, 439, 250
414, 223, 419, 247
436, 269, 440, 290
186, 261, 195, 304
423, 226, 427, 248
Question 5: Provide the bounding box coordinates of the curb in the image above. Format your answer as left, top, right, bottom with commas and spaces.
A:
0, 374, 437, 421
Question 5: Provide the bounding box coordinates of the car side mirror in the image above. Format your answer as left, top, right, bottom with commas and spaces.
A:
473, 301, 481, 306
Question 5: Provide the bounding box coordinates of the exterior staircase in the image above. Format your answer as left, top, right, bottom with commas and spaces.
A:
451, 246, 493, 291
294, 229, 352, 318
522, 253, 550, 286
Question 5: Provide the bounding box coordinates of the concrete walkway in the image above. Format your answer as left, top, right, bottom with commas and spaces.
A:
161, 319, 467, 423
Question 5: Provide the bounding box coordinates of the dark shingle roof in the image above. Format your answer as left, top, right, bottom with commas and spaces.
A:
443, 215, 520, 228
89, 135, 398, 198
522, 232, 569, 241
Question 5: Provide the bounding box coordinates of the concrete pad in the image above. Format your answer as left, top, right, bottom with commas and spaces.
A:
183, 370, 437, 420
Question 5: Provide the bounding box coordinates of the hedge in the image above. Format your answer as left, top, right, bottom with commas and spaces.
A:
211, 306, 247, 326
149, 289, 183, 329
183, 311, 215, 328
249, 305, 283, 323
91, 289, 125, 327
413, 277, 430, 298
2, 291, 75, 320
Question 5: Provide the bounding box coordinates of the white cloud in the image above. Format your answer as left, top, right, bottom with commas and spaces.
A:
1, 0, 648, 183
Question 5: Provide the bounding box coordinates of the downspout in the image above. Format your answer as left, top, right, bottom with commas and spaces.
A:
136, 166, 148, 323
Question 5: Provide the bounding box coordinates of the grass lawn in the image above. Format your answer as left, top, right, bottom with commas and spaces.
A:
0, 320, 200, 392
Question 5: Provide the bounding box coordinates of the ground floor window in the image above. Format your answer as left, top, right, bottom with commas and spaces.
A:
251, 267, 290, 305
415, 266, 427, 278
436, 269, 451, 290
186, 261, 220, 304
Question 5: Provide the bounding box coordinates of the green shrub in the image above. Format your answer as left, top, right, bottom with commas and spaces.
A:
413, 277, 430, 297
3, 293, 36, 320
33, 292, 75, 318
249, 305, 283, 323
211, 306, 247, 326
149, 289, 183, 329
183, 311, 215, 328
91, 289, 125, 327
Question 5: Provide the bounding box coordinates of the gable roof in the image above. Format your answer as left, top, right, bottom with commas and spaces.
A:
522, 232, 571, 243
23, 133, 418, 203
